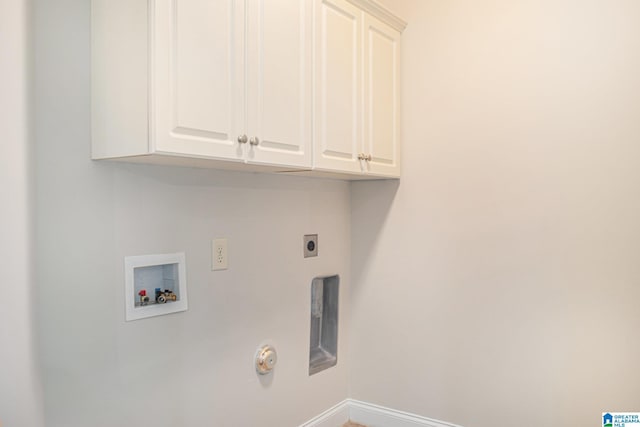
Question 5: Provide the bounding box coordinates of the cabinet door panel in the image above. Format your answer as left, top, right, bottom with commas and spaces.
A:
153, 0, 244, 160
246, 0, 312, 168
363, 14, 400, 176
314, 0, 361, 173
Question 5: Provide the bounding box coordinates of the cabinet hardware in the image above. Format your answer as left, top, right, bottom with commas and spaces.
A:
237, 134, 248, 144
250, 136, 260, 146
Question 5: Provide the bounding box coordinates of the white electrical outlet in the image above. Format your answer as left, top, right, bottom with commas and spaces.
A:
212, 238, 228, 271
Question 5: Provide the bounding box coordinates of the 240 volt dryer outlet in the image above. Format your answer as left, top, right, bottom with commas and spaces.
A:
304, 234, 318, 258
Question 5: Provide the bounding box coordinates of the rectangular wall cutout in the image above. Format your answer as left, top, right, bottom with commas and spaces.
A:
125, 253, 188, 321
309, 275, 339, 375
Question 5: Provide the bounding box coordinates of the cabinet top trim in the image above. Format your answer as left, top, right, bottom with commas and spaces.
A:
346, 0, 407, 32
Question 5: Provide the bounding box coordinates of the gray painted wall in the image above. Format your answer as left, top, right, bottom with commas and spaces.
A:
34, 1, 350, 425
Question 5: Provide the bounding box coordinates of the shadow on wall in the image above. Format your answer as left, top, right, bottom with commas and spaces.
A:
350, 179, 400, 295
104, 162, 348, 193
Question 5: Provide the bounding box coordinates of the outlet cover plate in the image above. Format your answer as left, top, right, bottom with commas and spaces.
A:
212, 238, 228, 270
304, 234, 318, 258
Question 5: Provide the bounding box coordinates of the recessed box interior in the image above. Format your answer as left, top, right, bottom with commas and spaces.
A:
125, 253, 188, 321
309, 275, 339, 375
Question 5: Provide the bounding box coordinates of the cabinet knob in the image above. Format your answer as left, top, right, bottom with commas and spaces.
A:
250, 136, 260, 146
237, 134, 248, 144
358, 153, 366, 161
365, 154, 372, 161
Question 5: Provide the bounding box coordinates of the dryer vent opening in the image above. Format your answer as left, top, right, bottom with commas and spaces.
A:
309, 275, 339, 375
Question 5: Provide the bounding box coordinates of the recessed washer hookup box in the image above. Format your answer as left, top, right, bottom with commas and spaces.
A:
124, 252, 188, 321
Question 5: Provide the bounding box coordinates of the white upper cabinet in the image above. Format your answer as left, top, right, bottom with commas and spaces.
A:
93, 0, 312, 169
363, 13, 401, 177
314, 0, 363, 175
92, 0, 404, 179
154, 0, 312, 168
313, 0, 404, 178
152, 0, 244, 162
245, 0, 313, 168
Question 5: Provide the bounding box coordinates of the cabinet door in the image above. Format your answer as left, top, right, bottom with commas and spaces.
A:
152, 0, 245, 161
313, 0, 362, 174
363, 14, 401, 177
245, 0, 312, 168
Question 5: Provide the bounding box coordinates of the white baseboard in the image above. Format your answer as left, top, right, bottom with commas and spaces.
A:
300, 399, 464, 427
347, 400, 464, 427
299, 400, 350, 427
